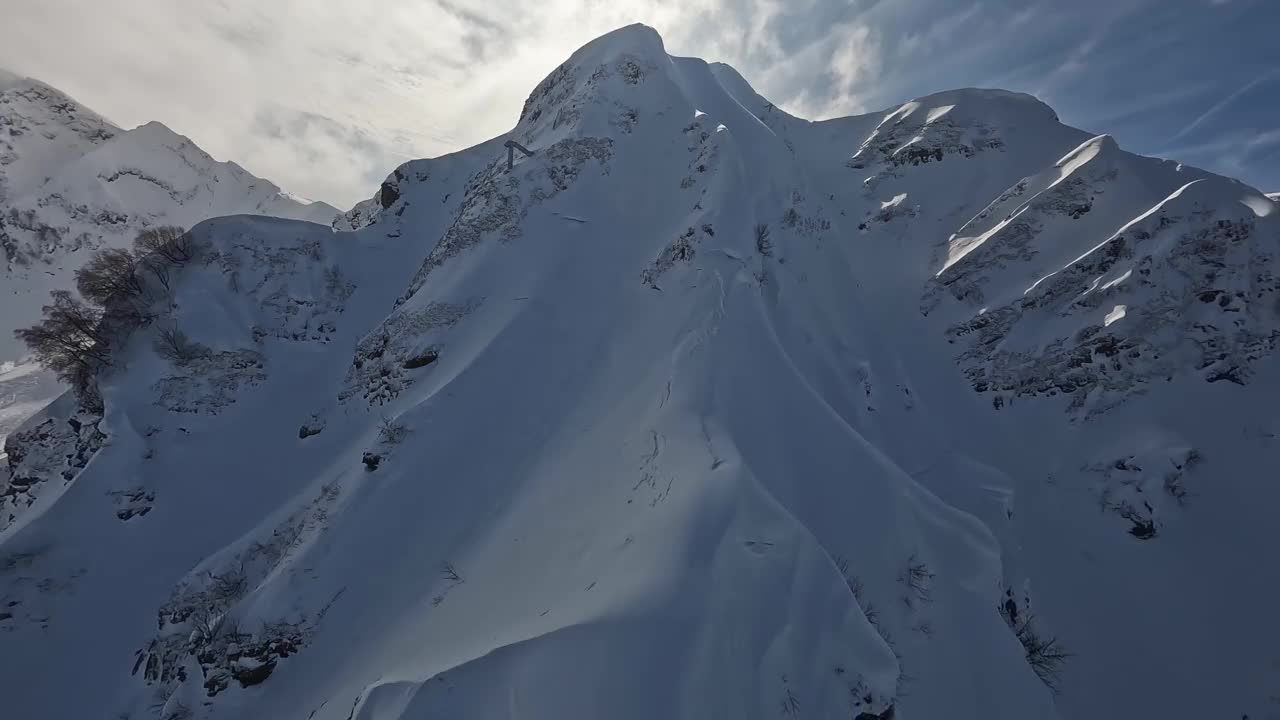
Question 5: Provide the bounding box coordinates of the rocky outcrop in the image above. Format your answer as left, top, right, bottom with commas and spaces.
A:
1, 403, 104, 532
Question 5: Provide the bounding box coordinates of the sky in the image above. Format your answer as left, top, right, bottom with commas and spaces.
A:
2, 0, 1276, 209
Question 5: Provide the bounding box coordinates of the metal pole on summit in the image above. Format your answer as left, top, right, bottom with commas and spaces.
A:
504, 140, 535, 170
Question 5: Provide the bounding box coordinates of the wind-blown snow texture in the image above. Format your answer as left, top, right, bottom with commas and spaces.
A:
0, 72, 338, 446
3, 26, 1279, 720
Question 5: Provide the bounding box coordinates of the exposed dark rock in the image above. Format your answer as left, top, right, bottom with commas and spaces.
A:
402, 349, 439, 369
233, 659, 277, 688
379, 181, 400, 209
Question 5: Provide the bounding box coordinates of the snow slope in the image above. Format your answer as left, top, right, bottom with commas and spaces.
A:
3, 25, 1279, 720
0, 71, 338, 446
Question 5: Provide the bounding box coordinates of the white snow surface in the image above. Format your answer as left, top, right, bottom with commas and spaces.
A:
0, 70, 338, 447
3, 25, 1279, 720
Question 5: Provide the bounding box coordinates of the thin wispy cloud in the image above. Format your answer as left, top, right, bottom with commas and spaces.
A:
1168, 68, 1280, 143
2, 0, 1276, 206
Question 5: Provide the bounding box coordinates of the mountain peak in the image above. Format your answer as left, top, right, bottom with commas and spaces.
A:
578, 23, 667, 59
1, 73, 120, 202
887, 87, 1061, 128
5, 27, 1279, 720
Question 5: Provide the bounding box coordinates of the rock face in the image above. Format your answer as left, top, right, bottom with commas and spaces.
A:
1, 394, 104, 533
1, 25, 1278, 720
926, 135, 1279, 417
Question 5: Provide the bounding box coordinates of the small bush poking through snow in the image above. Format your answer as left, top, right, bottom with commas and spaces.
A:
1016, 617, 1071, 692
899, 553, 935, 604
999, 600, 1072, 693
755, 223, 773, 257
378, 416, 410, 445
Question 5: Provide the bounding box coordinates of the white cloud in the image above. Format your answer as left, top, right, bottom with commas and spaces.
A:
1, 0, 747, 206
1167, 68, 1280, 143
814, 24, 882, 118
1, 0, 1275, 206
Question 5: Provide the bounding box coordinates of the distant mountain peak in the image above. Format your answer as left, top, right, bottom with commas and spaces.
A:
0, 72, 337, 445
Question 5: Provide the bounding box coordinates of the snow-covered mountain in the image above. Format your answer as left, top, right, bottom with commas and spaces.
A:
4, 26, 1278, 720
0, 71, 338, 445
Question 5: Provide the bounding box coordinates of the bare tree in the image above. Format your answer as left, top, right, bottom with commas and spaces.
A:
1014, 616, 1071, 692
378, 416, 410, 444
14, 290, 110, 394
755, 223, 773, 256
998, 599, 1071, 692
137, 253, 172, 292
76, 247, 143, 306
133, 225, 195, 265
153, 325, 208, 365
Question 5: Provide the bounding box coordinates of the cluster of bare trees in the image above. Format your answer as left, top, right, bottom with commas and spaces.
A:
14, 226, 198, 408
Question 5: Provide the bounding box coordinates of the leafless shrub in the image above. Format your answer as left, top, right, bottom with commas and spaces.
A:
755, 223, 773, 256
1015, 616, 1071, 692
1163, 473, 1189, 505
187, 568, 248, 645
998, 601, 1071, 692
781, 684, 800, 717
844, 571, 866, 603
1181, 448, 1203, 468
899, 553, 935, 603
378, 416, 409, 444
832, 553, 881, 630
847, 574, 865, 602
862, 600, 881, 630
441, 561, 462, 583
153, 325, 209, 365
324, 265, 354, 301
